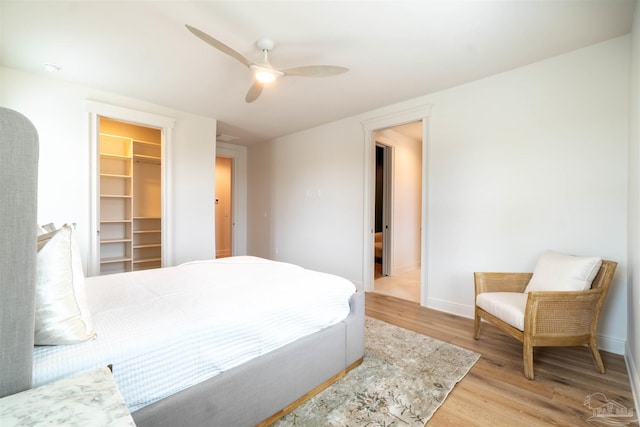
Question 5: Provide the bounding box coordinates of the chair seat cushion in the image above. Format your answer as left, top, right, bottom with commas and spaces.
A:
524, 250, 602, 293
476, 292, 528, 331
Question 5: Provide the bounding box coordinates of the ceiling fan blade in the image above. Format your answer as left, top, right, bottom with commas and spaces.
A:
245, 80, 264, 103
185, 24, 254, 68
281, 65, 349, 77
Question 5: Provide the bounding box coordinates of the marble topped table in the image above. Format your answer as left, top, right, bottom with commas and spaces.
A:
0, 366, 136, 426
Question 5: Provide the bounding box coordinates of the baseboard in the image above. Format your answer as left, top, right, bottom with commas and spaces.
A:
425, 296, 474, 319
625, 342, 640, 416
597, 334, 626, 355
424, 297, 626, 355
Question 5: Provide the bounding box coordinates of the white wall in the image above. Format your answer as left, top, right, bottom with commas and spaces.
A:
248, 35, 630, 354
375, 129, 422, 275
424, 37, 628, 344
0, 67, 217, 269
248, 118, 365, 286
627, 0, 640, 413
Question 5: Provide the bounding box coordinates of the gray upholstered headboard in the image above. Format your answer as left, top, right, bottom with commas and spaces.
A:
0, 107, 39, 397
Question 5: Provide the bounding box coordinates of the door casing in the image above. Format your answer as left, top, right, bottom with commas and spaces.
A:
361, 104, 432, 306
87, 101, 175, 276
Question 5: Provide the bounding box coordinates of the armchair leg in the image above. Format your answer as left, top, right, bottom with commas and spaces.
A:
589, 338, 606, 374
523, 339, 535, 380
474, 312, 481, 339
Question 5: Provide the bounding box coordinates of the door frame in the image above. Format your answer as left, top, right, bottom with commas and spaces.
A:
216, 142, 248, 256
214, 155, 233, 258
361, 104, 432, 305
86, 101, 175, 276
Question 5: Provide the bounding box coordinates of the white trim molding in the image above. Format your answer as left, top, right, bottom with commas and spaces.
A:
626, 341, 640, 417
361, 104, 433, 301
85, 100, 175, 275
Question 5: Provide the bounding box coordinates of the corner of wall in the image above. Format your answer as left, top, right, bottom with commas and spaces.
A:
626, 0, 640, 415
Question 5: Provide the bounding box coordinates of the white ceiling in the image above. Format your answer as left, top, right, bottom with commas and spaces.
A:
1, 1, 635, 145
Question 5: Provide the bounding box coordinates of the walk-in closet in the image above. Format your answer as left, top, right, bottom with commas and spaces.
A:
98, 117, 162, 275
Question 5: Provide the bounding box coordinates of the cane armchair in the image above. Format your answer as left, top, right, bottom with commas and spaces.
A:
474, 254, 617, 380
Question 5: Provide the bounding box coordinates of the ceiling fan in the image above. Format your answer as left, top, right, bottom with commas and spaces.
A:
186, 25, 349, 103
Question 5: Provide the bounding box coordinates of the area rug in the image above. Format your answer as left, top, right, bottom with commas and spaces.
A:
274, 317, 480, 426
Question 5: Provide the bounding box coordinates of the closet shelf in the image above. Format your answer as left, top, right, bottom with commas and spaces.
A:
133, 244, 161, 249
133, 139, 160, 147
101, 194, 132, 198
133, 230, 161, 234
101, 173, 132, 179
134, 154, 161, 165
101, 238, 132, 244
100, 153, 131, 160
133, 257, 161, 264
100, 256, 132, 264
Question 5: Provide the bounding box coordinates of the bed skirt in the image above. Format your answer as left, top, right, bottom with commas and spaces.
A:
132, 291, 365, 427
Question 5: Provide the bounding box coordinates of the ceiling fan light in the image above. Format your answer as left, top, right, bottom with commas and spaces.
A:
250, 64, 283, 84
255, 70, 277, 83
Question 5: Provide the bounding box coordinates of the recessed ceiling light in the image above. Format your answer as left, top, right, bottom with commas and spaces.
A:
43, 63, 61, 73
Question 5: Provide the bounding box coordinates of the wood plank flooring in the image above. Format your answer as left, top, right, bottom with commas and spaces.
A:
366, 292, 638, 427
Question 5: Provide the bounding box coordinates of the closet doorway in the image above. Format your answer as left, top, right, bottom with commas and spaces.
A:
88, 101, 174, 277
372, 121, 422, 303
215, 156, 233, 258
96, 117, 163, 275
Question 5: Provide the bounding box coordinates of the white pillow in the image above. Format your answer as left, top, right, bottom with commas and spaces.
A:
35, 223, 95, 345
524, 250, 602, 293
37, 223, 56, 236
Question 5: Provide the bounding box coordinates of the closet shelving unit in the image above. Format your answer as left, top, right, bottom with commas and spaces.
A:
132, 140, 162, 272
99, 132, 162, 275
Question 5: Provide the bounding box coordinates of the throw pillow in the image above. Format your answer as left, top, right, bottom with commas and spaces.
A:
35, 223, 95, 345
524, 250, 602, 293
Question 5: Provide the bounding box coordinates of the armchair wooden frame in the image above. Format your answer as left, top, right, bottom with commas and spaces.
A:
473, 260, 617, 380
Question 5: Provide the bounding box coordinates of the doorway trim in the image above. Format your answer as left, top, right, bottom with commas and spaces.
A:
361, 104, 432, 305
86, 100, 175, 276
216, 142, 248, 256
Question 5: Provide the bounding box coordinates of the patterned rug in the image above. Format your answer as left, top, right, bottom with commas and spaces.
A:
274, 317, 480, 427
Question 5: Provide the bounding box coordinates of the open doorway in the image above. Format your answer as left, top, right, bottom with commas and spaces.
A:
96, 117, 164, 275
215, 156, 232, 258
372, 121, 422, 302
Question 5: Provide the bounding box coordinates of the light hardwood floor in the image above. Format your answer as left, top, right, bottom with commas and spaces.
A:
373, 268, 421, 302
365, 292, 638, 427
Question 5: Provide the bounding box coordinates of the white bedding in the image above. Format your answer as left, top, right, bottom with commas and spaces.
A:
32, 256, 356, 412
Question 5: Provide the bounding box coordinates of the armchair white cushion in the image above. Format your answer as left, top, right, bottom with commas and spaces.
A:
475, 292, 527, 331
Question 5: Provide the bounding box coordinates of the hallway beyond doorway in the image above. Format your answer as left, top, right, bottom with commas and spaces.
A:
373, 268, 420, 303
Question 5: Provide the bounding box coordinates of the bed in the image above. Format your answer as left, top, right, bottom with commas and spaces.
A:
0, 107, 365, 426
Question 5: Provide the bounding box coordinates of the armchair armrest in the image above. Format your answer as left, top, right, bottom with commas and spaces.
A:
525, 289, 602, 338
474, 272, 533, 295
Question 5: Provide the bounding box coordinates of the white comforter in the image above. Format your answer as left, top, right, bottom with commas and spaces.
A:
32, 256, 356, 412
